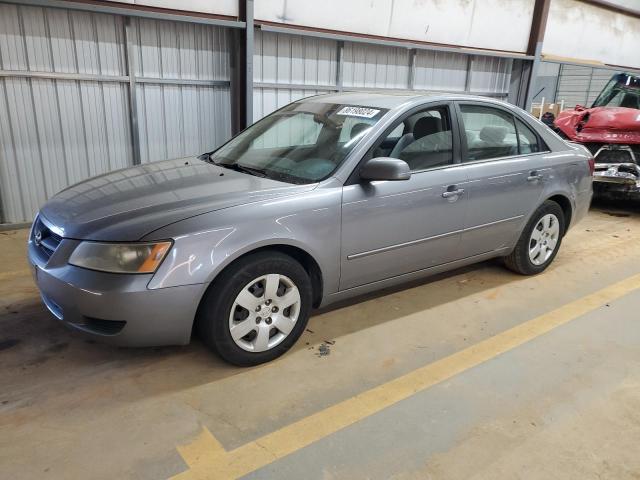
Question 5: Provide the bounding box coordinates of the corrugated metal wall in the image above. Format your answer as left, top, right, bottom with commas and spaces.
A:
468, 56, 512, 94
0, 3, 232, 223
130, 17, 231, 163
253, 29, 513, 120
555, 64, 616, 108
253, 30, 338, 119
413, 50, 467, 91
0, 4, 132, 223
1, 6, 516, 224
342, 42, 411, 89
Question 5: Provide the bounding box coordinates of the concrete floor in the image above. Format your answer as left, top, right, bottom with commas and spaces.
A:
1, 200, 640, 479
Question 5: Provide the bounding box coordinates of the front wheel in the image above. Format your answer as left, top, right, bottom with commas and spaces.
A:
197, 251, 312, 366
504, 200, 565, 275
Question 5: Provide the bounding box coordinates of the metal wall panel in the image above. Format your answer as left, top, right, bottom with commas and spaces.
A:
555, 64, 594, 108
0, 3, 132, 223
552, 65, 619, 108
0, 3, 232, 223
251, 30, 513, 120
468, 56, 512, 94
252, 30, 337, 119
254, 30, 337, 86
342, 42, 410, 89
413, 50, 467, 92
530, 61, 560, 103
130, 18, 232, 163
586, 68, 614, 106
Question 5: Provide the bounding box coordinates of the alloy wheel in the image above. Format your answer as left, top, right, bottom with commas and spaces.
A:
228, 274, 301, 352
528, 213, 560, 266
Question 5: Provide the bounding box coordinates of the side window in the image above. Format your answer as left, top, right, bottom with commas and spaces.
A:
459, 105, 518, 161
251, 112, 321, 149
515, 117, 543, 154
377, 106, 453, 171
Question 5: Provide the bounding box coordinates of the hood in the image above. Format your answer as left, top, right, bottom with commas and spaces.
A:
555, 106, 640, 144
40, 157, 315, 241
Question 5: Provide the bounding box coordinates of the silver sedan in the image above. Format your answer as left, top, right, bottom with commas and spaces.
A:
28, 93, 593, 365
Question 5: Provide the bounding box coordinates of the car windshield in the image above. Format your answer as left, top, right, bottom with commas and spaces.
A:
207, 102, 389, 184
592, 74, 640, 110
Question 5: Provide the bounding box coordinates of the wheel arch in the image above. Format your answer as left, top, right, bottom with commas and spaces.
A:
204, 242, 324, 308
545, 194, 573, 235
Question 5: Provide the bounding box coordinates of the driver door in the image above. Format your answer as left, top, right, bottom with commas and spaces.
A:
340, 103, 469, 290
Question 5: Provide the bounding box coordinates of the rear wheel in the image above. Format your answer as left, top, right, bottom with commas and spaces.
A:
197, 251, 312, 366
504, 200, 565, 275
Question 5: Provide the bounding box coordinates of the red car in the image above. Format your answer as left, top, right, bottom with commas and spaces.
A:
554, 73, 640, 199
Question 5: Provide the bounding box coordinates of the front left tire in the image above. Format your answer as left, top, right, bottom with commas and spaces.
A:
196, 250, 312, 366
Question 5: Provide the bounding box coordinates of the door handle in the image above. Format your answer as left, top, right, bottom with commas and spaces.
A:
527, 171, 543, 182
442, 188, 464, 198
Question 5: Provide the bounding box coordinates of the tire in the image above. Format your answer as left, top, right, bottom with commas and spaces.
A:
504, 200, 565, 275
196, 250, 312, 366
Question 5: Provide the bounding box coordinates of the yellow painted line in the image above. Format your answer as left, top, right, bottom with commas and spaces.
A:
0, 268, 31, 281
170, 273, 640, 480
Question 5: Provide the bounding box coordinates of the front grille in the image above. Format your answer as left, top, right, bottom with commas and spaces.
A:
32, 216, 62, 259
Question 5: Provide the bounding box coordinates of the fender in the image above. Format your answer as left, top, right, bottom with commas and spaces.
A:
145, 187, 343, 295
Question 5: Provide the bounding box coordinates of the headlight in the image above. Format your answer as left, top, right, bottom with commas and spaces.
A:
68, 241, 172, 274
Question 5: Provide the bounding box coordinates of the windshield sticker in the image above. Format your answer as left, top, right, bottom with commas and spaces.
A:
336, 106, 381, 118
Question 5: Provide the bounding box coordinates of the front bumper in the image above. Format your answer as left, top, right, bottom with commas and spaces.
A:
28, 234, 204, 347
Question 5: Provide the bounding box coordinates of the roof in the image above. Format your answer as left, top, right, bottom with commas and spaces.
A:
299, 91, 512, 110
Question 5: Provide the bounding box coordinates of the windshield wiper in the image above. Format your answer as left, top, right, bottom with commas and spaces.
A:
214, 161, 269, 178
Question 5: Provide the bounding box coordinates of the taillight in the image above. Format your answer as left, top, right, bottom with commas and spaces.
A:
588, 157, 595, 176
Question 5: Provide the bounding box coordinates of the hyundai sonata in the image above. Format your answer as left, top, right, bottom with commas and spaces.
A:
28, 93, 593, 365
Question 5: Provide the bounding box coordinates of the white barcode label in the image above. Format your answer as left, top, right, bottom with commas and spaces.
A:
336, 106, 381, 118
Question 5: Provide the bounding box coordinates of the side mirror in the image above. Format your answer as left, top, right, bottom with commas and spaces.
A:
360, 157, 411, 181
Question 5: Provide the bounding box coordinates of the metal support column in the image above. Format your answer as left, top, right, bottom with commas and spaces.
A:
123, 17, 142, 166
242, 0, 254, 127
234, 0, 254, 129
336, 41, 344, 91
524, 0, 551, 111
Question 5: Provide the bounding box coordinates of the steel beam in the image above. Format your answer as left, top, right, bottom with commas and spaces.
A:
344, 86, 508, 98
524, 0, 552, 110
254, 82, 338, 92
0, 70, 128, 82
0, 0, 245, 29
0, 71, 232, 87
244, 0, 254, 127
136, 77, 230, 87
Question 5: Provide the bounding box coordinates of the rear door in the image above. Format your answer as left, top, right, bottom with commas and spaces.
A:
454, 102, 551, 257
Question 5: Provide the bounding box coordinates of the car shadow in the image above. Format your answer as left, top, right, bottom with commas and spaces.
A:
0, 256, 517, 413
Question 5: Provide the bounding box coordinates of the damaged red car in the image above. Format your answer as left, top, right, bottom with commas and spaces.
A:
554, 73, 640, 199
